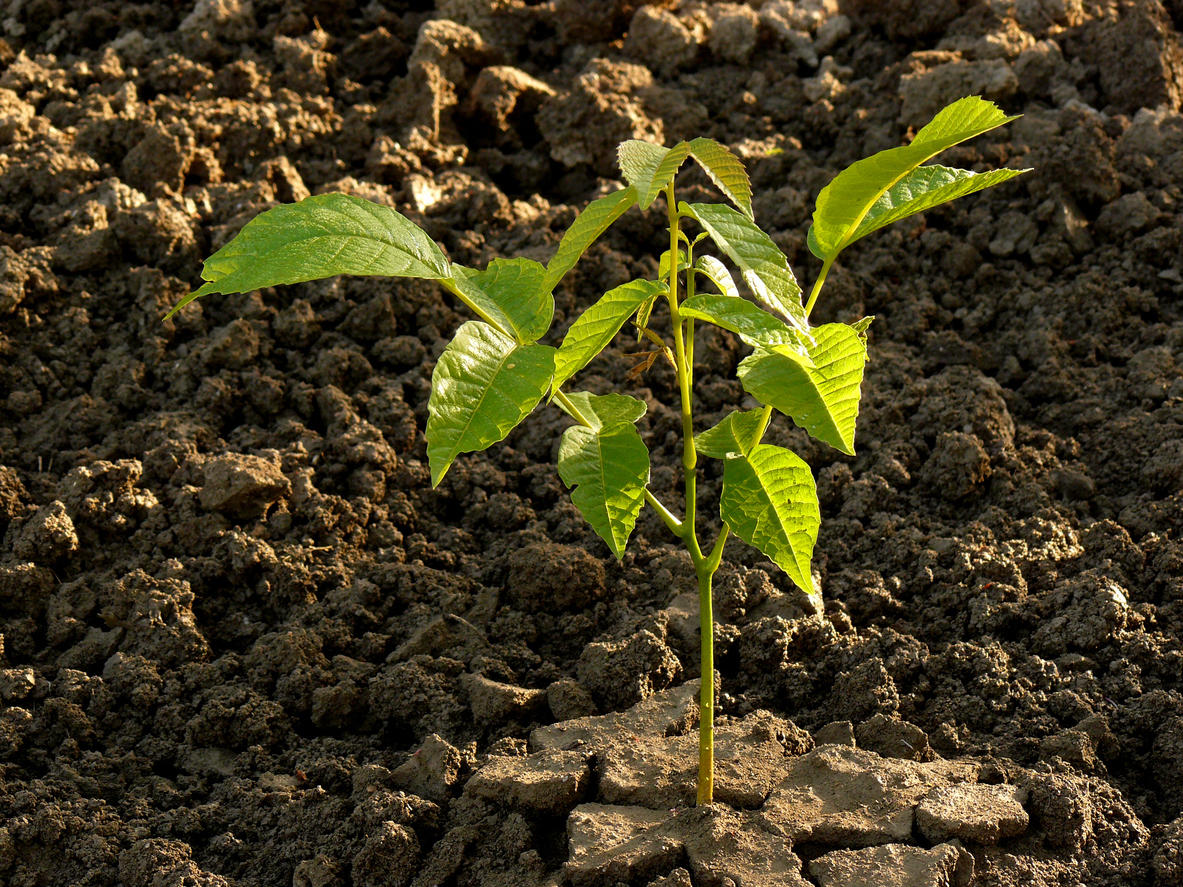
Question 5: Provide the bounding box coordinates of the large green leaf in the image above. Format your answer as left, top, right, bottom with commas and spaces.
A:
681, 293, 813, 357
552, 279, 665, 393
558, 423, 650, 558
426, 321, 555, 486
560, 391, 647, 429
694, 254, 740, 300
681, 202, 807, 332
543, 186, 638, 292
618, 138, 753, 217
720, 444, 819, 596
808, 96, 1026, 262
449, 257, 553, 344
736, 323, 867, 455
695, 409, 766, 459
168, 192, 450, 317
848, 165, 1028, 246
687, 138, 753, 220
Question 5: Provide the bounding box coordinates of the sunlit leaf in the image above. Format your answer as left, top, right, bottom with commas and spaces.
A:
737, 323, 867, 455
169, 192, 450, 317
808, 96, 1028, 262
553, 279, 665, 393
449, 257, 553, 344
695, 409, 766, 459
558, 422, 650, 558
720, 444, 819, 596
560, 391, 647, 429
544, 186, 638, 291
426, 321, 555, 486
681, 293, 813, 357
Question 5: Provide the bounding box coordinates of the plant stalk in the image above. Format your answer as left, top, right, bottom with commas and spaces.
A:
803, 257, 833, 319
696, 564, 714, 805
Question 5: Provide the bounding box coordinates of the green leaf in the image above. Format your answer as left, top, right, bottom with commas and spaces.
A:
658, 248, 688, 282
618, 141, 692, 210
560, 391, 647, 429
558, 423, 650, 558
681, 293, 813, 357
808, 96, 1026, 262
426, 321, 555, 486
693, 254, 740, 300
736, 323, 867, 455
449, 258, 553, 344
618, 138, 752, 217
553, 279, 666, 393
680, 202, 807, 332
544, 186, 638, 291
851, 164, 1028, 247
169, 192, 451, 317
720, 444, 819, 596
696, 409, 766, 459
688, 138, 753, 220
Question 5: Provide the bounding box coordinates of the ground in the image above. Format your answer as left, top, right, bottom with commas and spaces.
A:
1, 0, 1182, 885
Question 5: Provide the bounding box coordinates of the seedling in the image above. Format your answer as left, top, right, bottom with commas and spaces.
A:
169, 97, 1027, 804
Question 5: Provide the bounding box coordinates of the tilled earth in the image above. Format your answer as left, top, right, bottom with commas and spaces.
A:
1, 0, 1183, 885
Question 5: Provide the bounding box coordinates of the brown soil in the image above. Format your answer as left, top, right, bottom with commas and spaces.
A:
1, 0, 1182, 885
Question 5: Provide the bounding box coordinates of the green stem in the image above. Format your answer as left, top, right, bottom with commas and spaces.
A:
803, 257, 834, 319
696, 565, 714, 805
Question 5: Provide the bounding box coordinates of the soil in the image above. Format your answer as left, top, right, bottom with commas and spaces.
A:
1, 0, 1182, 885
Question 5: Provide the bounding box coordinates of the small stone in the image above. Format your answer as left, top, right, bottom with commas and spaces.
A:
566, 804, 681, 887
0, 667, 35, 700
351, 821, 419, 887
199, 453, 289, 518
813, 721, 855, 746
1096, 192, 1161, 238
626, 7, 697, 75
809, 842, 970, 887
461, 673, 547, 724
390, 734, 466, 803
709, 3, 759, 63
576, 628, 681, 710
13, 500, 77, 562
465, 748, 591, 815
916, 783, 1029, 845
547, 678, 597, 721
855, 714, 932, 761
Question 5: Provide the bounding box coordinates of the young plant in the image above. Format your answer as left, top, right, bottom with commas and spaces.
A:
168, 97, 1028, 804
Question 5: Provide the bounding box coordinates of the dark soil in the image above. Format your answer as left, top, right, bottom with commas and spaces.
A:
2, 0, 1182, 885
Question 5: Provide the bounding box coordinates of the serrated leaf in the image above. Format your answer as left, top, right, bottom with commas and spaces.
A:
681, 202, 807, 332
808, 96, 1026, 262
426, 321, 555, 486
544, 186, 638, 291
694, 254, 740, 300
688, 138, 753, 219
553, 279, 666, 393
696, 409, 766, 459
169, 192, 451, 317
619, 141, 692, 210
681, 293, 813, 358
449, 257, 553, 344
849, 165, 1029, 248
737, 323, 867, 455
558, 423, 650, 558
720, 444, 819, 595
561, 391, 647, 429
658, 248, 688, 282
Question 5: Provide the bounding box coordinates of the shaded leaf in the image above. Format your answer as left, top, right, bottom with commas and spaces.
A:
681, 202, 807, 331
695, 409, 766, 459
808, 96, 1025, 262
169, 192, 450, 317
558, 423, 650, 558
681, 293, 813, 357
737, 323, 867, 455
553, 279, 666, 393
693, 254, 740, 300
720, 444, 819, 595
544, 186, 638, 291
450, 257, 553, 343
560, 391, 647, 429
426, 321, 555, 486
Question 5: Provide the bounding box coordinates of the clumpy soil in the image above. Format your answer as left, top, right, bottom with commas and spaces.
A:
2, 0, 1183, 885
